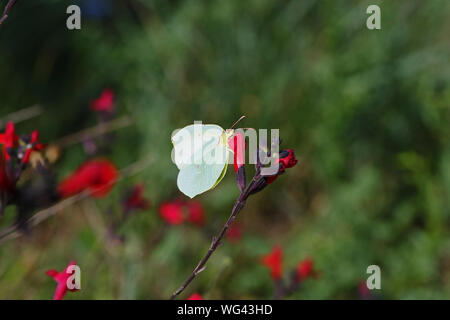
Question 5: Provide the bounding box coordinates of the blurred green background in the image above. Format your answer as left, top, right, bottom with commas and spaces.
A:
1, 0, 450, 299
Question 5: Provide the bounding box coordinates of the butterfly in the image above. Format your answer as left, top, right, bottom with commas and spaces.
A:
171, 117, 245, 198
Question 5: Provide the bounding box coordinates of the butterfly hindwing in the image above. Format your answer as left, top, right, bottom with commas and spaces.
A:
172, 124, 230, 198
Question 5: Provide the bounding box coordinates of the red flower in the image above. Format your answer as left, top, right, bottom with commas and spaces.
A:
0, 122, 18, 161
226, 224, 242, 243
186, 200, 206, 227
0, 153, 14, 216
296, 258, 318, 281
228, 132, 246, 173
159, 201, 185, 225
58, 159, 118, 198
358, 281, 372, 299
278, 149, 298, 169
90, 88, 114, 112
0, 153, 13, 193
158, 200, 207, 226
124, 184, 150, 212
0, 123, 45, 165
266, 175, 277, 184
261, 246, 283, 280
266, 149, 298, 184
21, 130, 46, 164
46, 261, 79, 300
187, 293, 203, 300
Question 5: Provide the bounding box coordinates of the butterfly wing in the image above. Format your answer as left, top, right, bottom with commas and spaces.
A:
173, 124, 229, 198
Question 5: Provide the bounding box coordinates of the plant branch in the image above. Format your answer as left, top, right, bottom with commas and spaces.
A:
169, 174, 261, 300
54, 115, 133, 148
0, 0, 19, 26
0, 153, 154, 244
0, 105, 43, 129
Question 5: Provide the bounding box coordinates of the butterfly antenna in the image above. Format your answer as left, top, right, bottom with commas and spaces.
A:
230, 115, 246, 129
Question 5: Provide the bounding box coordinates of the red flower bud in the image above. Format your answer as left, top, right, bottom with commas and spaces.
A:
0, 122, 19, 161
296, 258, 318, 281
186, 200, 206, 227
90, 88, 114, 112
46, 261, 79, 300
159, 200, 207, 227
265, 175, 278, 184
0, 153, 13, 194
261, 246, 283, 280
228, 132, 247, 191
21, 130, 46, 165
358, 281, 372, 299
159, 201, 185, 225
278, 149, 298, 169
228, 132, 246, 173
58, 159, 118, 198
266, 149, 298, 185
187, 293, 203, 300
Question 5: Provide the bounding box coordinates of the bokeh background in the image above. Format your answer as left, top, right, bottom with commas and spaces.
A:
1, 0, 450, 299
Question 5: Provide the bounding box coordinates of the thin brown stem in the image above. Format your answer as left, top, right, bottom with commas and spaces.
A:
0, 0, 19, 26
54, 115, 132, 148
169, 176, 260, 300
0, 105, 43, 129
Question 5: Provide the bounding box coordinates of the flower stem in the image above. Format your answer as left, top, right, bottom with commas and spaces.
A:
169, 176, 260, 300
0, 0, 19, 26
